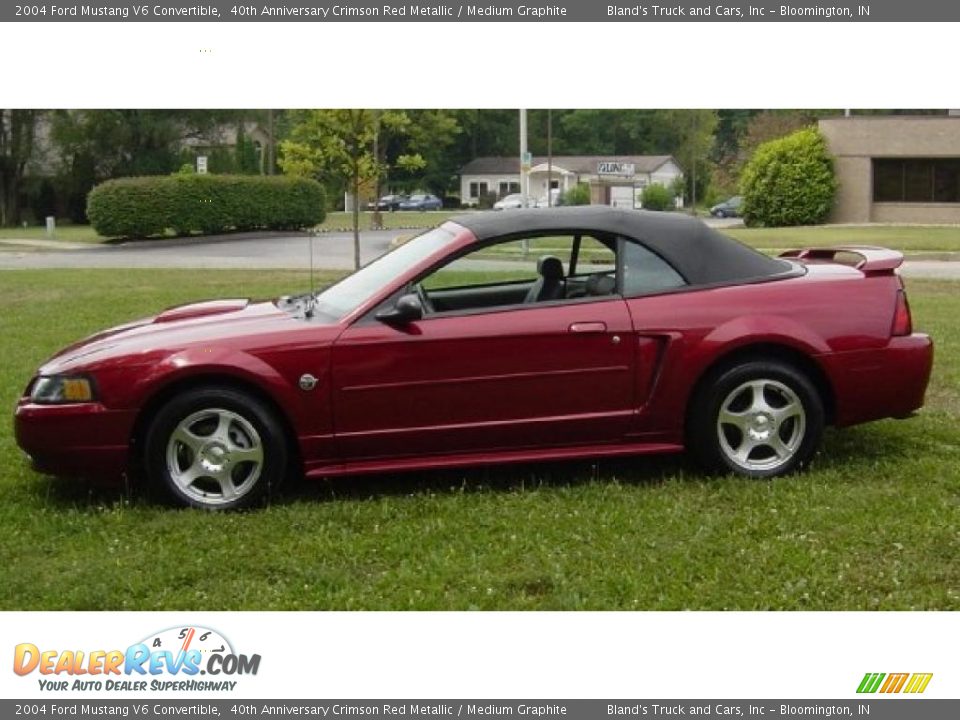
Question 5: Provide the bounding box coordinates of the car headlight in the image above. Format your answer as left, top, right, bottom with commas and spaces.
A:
30, 375, 97, 404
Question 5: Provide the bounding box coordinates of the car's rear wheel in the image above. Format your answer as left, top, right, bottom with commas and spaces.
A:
688, 360, 824, 478
144, 386, 288, 509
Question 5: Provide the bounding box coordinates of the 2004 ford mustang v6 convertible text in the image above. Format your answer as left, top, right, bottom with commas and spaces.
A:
15, 207, 933, 509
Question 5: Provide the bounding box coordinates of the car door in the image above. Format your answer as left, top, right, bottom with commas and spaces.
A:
330, 298, 635, 462
329, 233, 634, 462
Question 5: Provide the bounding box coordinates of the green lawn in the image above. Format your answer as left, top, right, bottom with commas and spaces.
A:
316, 210, 464, 232
726, 225, 960, 253
0, 270, 957, 610
0, 212, 462, 245
0, 225, 106, 244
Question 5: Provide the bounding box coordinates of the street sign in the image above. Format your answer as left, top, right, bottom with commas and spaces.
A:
197, 155, 208, 174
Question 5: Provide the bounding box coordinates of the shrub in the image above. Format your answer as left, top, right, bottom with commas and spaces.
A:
640, 183, 675, 211
87, 174, 326, 239
477, 190, 499, 209
739, 127, 836, 227
563, 183, 591, 206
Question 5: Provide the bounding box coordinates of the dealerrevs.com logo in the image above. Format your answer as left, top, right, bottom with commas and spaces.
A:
13, 626, 261, 693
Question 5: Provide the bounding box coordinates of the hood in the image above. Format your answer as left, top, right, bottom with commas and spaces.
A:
40, 297, 338, 375
153, 298, 249, 323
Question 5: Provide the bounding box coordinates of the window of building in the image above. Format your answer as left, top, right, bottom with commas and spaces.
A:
469, 181, 488, 199
498, 181, 520, 197
873, 158, 960, 203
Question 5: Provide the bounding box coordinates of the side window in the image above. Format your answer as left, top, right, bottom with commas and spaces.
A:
422, 235, 574, 292
622, 240, 686, 296
572, 236, 616, 275
416, 234, 620, 314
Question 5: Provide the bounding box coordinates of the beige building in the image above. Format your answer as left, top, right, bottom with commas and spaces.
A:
820, 116, 960, 223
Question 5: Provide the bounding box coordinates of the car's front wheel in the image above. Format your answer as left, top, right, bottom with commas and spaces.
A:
144, 386, 288, 509
688, 360, 824, 478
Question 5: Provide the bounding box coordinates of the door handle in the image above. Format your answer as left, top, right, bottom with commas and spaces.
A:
568, 321, 607, 333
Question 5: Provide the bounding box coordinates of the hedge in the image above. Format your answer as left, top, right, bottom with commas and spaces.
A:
739, 127, 836, 227
87, 174, 326, 238
640, 183, 675, 211
563, 183, 591, 206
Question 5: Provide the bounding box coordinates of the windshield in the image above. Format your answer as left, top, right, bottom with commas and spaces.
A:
312, 226, 456, 319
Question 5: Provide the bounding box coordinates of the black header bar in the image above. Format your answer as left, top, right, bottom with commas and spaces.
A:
4, 1, 958, 22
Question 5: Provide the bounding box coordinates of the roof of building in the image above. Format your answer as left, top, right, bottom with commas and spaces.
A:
460, 155, 678, 176
448, 206, 794, 286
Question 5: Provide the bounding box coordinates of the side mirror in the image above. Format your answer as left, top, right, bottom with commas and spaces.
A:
376, 293, 423, 324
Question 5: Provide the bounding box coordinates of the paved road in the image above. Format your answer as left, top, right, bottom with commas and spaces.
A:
0, 224, 958, 279
0, 230, 396, 270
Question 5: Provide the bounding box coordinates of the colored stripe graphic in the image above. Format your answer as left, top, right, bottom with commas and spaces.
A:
857, 672, 932, 694
904, 673, 934, 694
880, 673, 909, 693
857, 673, 885, 693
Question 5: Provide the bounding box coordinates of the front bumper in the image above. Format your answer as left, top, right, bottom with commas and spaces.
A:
14, 400, 136, 481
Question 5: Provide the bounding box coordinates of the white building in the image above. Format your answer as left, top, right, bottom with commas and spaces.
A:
459, 155, 684, 208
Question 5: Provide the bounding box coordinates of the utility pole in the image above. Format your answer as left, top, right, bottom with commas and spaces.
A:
690, 112, 697, 215
519, 108, 529, 207
266, 109, 275, 175
547, 109, 553, 206
372, 110, 382, 230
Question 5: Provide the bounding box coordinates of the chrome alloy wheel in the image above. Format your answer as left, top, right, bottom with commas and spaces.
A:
716, 379, 806, 473
165, 408, 264, 506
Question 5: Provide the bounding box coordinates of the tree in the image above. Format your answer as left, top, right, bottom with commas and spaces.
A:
739, 127, 837, 227
0, 110, 43, 226
50, 109, 252, 222
280, 109, 424, 270
657, 109, 718, 208
391, 110, 461, 195
712, 110, 828, 197
545, 110, 718, 204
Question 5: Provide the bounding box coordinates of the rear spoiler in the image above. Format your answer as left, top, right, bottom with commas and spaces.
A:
779, 245, 904, 275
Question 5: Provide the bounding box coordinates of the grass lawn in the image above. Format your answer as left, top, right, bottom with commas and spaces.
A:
316, 210, 464, 232
0, 225, 106, 244
726, 224, 960, 253
0, 270, 957, 610
0, 212, 462, 245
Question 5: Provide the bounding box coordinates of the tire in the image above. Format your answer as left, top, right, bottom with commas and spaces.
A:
144, 386, 288, 510
687, 360, 824, 478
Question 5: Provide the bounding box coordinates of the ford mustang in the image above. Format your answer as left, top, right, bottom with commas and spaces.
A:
14, 207, 933, 509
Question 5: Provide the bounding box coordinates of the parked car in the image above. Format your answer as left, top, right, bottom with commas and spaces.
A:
15, 207, 933, 510
710, 195, 743, 218
493, 193, 528, 210
367, 194, 407, 212
399, 193, 443, 211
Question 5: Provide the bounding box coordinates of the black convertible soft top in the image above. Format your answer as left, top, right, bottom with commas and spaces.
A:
450, 206, 797, 285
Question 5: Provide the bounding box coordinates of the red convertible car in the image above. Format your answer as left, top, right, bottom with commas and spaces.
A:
15, 207, 933, 509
